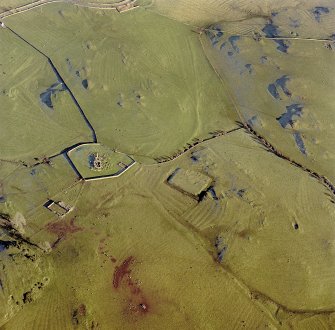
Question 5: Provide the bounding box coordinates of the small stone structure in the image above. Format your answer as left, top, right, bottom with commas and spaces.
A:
117, 161, 127, 169
44, 200, 72, 217
116, 1, 138, 13
92, 153, 103, 171
166, 168, 213, 200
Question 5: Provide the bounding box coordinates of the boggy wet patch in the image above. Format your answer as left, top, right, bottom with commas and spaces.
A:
311, 7, 330, 22
276, 103, 303, 128
261, 19, 294, 52
262, 21, 280, 38
220, 35, 241, 56
82, 79, 88, 89
260, 55, 268, 64
0, 240, 16, 252
214, 236, 227, 263
267, 75, 291, 100
240, 64, 253, 75
274, 39, 289, 53
293, 131, 307, 155
206, 25, 223, 47
261, 20, 289, 52
40, 81, 66, 109
228, 35, 240, 53
190, 152, 200, 163
276, 104, 308, 155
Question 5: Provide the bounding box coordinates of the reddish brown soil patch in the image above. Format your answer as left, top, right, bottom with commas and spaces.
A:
77, 304, 86, 316
71, 303, 87, 326
113, 257, 150, 317
46, 217, 82, 248
237, 229, 253, 239
98, 238, 106, 254
98, 238, 117, 263
126, 299, 150, 316
113, 256, 134, 289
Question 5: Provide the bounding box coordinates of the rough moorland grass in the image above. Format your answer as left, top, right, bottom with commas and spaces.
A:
4, 3, 238, 161
200, 14, 335, 181
144, 0, 335, 25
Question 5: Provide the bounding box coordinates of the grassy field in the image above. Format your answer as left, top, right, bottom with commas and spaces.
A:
0, 27, 92, 163
0, 0, 334, 329
4, 3, 238, 162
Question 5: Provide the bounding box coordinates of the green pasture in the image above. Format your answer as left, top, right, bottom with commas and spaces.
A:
4, 3, 238, 161
0, 27, 92, 164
